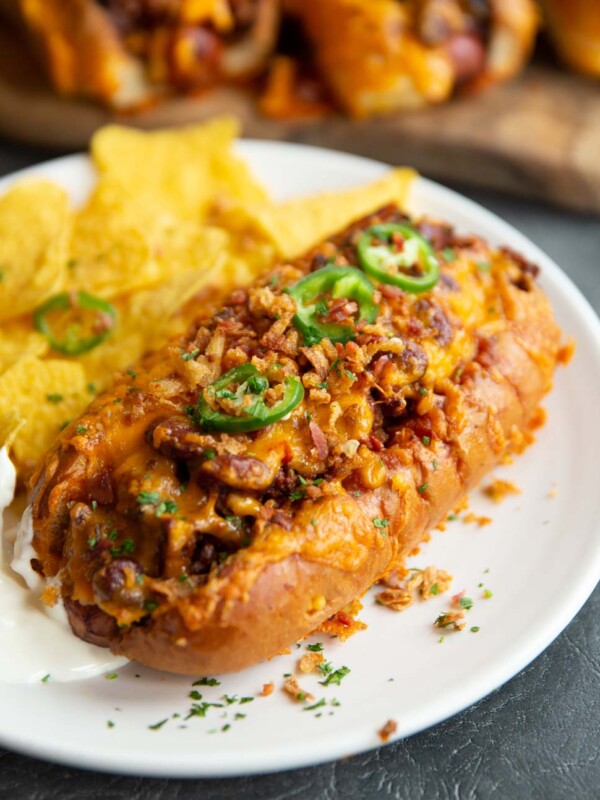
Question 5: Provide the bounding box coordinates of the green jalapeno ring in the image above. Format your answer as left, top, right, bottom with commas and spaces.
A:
285, 265, 378, 346
33, 291, 117, 356
196, 363, 304, 433
357, 223, 440, 293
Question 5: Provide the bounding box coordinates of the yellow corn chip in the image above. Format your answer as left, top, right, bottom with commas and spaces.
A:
0, 181, 71, 322
214, 168, 416, 259
91, 118, 268, 222
0, 321, 48, 374
0, 357, 89, 476
0, 409, 26, 450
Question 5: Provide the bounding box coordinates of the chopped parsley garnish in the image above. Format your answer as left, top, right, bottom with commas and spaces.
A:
215, 388, 238, 401
441, 248, 456, 262
418, 482, 429, 494
203, 448, 216, 461
46, 393, 63, 404
181, 348, 200, 361
470, 626, 480, 633
234, 713, 246, 721
110, 538, 136, 557
143, 600, 158, 612
430, 583, 439, 595
315, 299, 328, 317
107, 529, 119, 541
137, 491, 161, 506
432, 460, 438, 471
59, 419, 71, 431
317, 381, 329, 390
303, 698, 327, 712
422, 435, 430, 446
126, 369, 137, 378
105, 672, 118, 680
87, 382, 96, 394
189, 690, 203, 700
319, 666, 350, 686
418, 387, 427, 397
459, 597, 473, 610
477, 261, 491, 272
41, 674, 50, 684
91, 500, 97, 511
289, 490, 306, 501
313, 477, 324, 485
373, 517, 389, 529
239, 697, 254, 704
107, 720, 115, 728
307, 642, 323, 652
113, 397, 122, 403
352, 490, 362, 497
192, 677, 221, 687
483, 589, 493, 599
448, 512, 458, 521
88, 537, 97, 549
317, 661, 333, 676
344, 369, 357, 382
76, 425, 87, 435
186, 702, 223, 719
148, 718, 169, 731
156, 499, 178, 516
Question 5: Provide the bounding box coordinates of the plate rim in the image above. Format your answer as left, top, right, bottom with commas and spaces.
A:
0, 141, 599, 778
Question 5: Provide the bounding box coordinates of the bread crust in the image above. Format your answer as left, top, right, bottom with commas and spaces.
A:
28, 205, 561, 674
11, 0, 280, 107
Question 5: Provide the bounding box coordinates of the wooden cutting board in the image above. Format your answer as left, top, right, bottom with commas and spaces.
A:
1, 22, 600, 214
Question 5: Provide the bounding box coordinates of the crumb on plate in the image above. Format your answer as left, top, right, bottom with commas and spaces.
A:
283, 674, 314, 703
378, 719, 398, 742
483, 479, 521, 503
298, 652, 325, 674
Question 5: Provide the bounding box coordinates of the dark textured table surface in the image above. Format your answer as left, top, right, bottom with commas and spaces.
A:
0, 138, 599, 800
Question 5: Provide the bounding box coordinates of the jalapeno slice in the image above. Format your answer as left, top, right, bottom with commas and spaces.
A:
196, 364, 304, 433
33, 291, 117, 355
357, 223, 440, 293
285, 265, 378, 346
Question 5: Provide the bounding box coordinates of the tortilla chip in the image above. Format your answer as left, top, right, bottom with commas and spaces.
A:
0, 181, 71, 322
90, 117, 268, 222
0, 321, 49, 374
214, 167, 416, 259
0, 357, 89, 476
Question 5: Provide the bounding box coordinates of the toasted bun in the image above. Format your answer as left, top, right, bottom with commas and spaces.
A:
541, 0, 600, 78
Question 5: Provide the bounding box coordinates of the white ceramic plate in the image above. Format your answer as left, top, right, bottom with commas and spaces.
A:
1, 142, 599, 778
